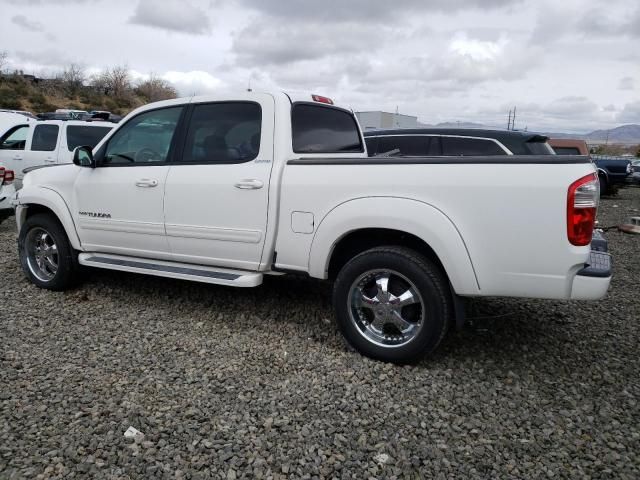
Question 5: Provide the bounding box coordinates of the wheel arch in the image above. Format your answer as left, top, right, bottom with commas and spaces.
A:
308, 197, 480, 295
17, 187, 81, 250
597, 167, 608, 180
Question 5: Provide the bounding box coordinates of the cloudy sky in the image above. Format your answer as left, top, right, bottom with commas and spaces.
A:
1, 0, 639, 132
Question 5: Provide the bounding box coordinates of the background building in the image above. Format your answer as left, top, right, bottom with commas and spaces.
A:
356, 111, 418, 130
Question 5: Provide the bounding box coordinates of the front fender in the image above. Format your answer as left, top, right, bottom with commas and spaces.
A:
308, 197, 480, 295
16, 186, 82, 250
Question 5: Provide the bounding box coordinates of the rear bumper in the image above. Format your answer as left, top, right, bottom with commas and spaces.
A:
570, 233, 612, 300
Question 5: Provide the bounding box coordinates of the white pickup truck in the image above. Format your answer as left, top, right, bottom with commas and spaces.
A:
12, 92, 611, 363
0, 119, 113, 188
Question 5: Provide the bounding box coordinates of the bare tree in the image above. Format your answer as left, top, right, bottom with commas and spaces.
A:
135, 74, 178, 102
91, 64, 131, 99
59, 63, 85, 95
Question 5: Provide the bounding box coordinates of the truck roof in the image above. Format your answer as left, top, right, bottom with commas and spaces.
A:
133, 91, 351, 115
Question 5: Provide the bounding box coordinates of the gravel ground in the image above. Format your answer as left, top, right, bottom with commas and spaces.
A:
1, 188, 639, 479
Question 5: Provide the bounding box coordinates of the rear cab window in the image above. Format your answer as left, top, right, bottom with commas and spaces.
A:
292, 104, 363, 154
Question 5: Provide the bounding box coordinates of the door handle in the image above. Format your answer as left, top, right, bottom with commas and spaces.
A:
135, 179, 158, 188
234, 179, 263, 190
44, 158, 56, 164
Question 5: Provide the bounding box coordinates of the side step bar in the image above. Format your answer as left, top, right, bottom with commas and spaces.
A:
78, 253, 263, 287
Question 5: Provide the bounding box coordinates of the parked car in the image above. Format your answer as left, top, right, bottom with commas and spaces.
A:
0, 166, 16, 225
631, 159, 640, 185
0, 119, 113, 188
364, 128, 556, 156
548, 139, 631, 195
12, 92, 611, 363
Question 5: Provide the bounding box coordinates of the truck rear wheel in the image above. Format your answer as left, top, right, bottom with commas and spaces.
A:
18, 213, 80, 291
333, 246, 451, 364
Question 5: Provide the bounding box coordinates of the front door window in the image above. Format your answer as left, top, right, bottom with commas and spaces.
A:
102, 107, 182, 165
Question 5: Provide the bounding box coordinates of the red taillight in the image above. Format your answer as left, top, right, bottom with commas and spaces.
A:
312, 94, 334, 105
3, 169, 14, 184
567, 172, 599, 246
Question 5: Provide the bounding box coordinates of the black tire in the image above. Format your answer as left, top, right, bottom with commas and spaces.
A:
333, 246, 452, 364
599, 174, 608, 197
18, 213, 80, 291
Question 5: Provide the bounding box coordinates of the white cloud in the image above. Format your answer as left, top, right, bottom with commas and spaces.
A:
618, 77, 634, 91
161, 71, 224, 96
129, 0, 211, 35
0, 0, 637, 132
449, 32, 508, 61
11, 14, 45, 32
617, 101, 640, 123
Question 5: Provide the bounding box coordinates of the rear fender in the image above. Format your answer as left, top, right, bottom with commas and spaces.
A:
308, 197, 480, 295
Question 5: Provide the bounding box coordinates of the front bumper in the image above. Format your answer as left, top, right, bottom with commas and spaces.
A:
626, 172, 640, 184
570, 231, 612, 300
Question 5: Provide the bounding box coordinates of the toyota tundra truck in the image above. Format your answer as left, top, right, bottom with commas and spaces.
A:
12, 92, 612, 363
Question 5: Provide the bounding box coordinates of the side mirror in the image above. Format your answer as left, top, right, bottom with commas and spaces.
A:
73, 146, 95, 168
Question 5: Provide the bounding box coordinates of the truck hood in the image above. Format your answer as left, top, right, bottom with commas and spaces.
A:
22, 163, 80, 190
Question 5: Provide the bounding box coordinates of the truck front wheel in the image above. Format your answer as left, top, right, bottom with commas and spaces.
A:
333, 246, 452, 364
18, 213, 80, 291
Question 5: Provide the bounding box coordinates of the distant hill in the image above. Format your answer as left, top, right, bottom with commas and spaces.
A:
583, 124, 640, 143
0, 72, 176, 116
544, 124, 640, 144
416, 121, 640, 144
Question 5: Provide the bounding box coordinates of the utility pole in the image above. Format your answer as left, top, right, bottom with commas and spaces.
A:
507, 109, 512, 130
512, 106, 516, 131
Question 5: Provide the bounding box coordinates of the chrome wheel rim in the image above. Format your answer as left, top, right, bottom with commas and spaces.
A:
348, 269, 425, 348
26, 228, 59, 282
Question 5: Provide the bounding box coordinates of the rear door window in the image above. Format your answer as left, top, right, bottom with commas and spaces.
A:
181, 102, 262, 164
66, 125, 112, 151
292, 104, 363, 154
442, 137, 506, 156
31, 124, 59, 151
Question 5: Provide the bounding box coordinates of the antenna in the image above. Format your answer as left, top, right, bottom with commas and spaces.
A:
247, 76, 252, 92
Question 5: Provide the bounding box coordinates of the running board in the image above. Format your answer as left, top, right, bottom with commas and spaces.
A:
78, 253, 263, 287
